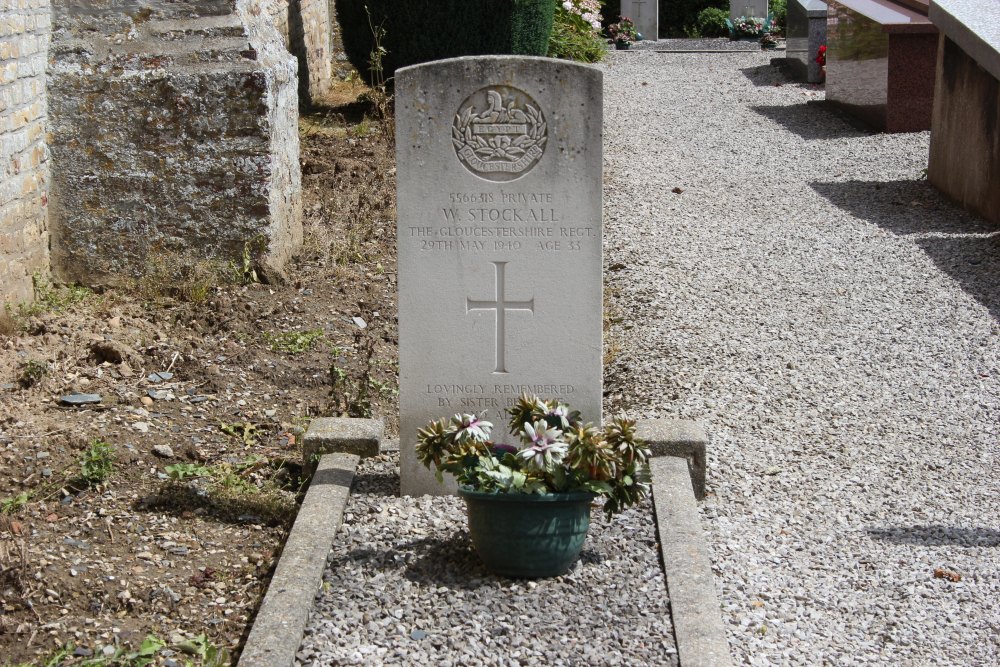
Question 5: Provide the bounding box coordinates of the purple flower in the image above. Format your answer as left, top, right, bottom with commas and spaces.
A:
453, 413, 493, 444
491, 443, 519, 457
517, 420, 568, 470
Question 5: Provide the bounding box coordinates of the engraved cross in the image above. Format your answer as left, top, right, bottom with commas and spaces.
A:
631, 0, 647, 21
466, 261, 534, 374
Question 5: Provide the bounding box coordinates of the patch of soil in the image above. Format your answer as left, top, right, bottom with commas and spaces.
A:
0, 83, 398, 664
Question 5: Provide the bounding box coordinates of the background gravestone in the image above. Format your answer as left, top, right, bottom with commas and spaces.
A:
395, 56, 603, 496
621, 0, 658, 42
731, 0, 769, 19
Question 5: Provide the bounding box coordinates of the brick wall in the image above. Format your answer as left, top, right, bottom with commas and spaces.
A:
0, 0, 50, 305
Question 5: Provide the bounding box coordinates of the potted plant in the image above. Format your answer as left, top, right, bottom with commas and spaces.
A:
760, 32, 779, 50
726, 15, 766, 40
607, 16, 638, 50
416, 394, 651, 578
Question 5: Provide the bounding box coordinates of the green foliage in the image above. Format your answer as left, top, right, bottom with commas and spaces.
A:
335, 0, 557, 84
79, 439, 116, 486
548, 1, 607, 63
17, 358, 48, 388
263, 328, 324, 354
1, 492, 30, 514
164, 463, 214, 480
328, 335, 395, 419
696, 7, 730, 37
17, 273, 94, 318
220, 421, 260, 446
23, 633, 227, 667
661, 0, 728, 37
770, 0, 787, 35
416, 394, 652, 518
227, 235, 266, 285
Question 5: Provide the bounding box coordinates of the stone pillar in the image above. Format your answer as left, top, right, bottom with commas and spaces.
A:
1, 0, 51, 305
47, 0, 302, 286
927, 0, 1000, 225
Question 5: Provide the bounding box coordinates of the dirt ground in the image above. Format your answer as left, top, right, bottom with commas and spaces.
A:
0, 81, 398, 665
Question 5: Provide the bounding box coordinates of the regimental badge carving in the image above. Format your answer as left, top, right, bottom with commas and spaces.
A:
452, 86, 547, 182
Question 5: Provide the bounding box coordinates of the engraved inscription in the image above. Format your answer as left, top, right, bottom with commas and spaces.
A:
466, 262, 534, 374
452, 87, 547, 182
424, 383, 576, 411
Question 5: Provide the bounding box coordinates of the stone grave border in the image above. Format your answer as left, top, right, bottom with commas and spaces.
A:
237, 418, 734, 667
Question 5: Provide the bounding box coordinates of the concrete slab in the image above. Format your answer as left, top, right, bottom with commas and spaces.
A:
238, 452, 359, 667
637, 419, 708, 499
302, 417, 383, 470
930, 0, 1000, 82
651, 456, 734, 667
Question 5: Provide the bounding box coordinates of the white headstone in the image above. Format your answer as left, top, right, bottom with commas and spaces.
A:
395, 56, 604, 496
621, 0, 658, 42
731, 0, 769, 20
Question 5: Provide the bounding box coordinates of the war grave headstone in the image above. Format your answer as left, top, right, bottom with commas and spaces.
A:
731, 0, 769, 19
396, 56, 603, 496
621, 0, 658, 41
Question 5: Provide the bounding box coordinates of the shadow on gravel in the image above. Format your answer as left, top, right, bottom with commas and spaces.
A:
740, 65, 797, 86
811, 179, 1000, 322
352, 472, 400, 497
868, 526, 1000, 547
751, 103, 870, 139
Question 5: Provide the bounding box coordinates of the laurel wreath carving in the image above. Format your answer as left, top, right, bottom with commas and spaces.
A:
452, 91, 547, 166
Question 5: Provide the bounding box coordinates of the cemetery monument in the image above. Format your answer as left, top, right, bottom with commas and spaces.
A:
621, 0, 658, 41
395, 56, 604, 495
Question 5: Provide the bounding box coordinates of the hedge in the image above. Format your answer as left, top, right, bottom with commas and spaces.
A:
335, 0, 557, 84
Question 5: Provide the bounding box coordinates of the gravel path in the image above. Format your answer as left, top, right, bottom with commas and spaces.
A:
602, 51, 1000, 665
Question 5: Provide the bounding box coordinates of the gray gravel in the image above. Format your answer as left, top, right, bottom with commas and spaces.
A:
628, 37, 770, 52
602, 51, 1000, 665
297, 451, 676, 666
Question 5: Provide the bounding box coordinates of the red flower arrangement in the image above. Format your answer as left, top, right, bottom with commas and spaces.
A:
816, 45, 827, 66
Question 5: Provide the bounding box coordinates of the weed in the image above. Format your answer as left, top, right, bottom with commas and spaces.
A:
150, 457, 297, 527
31, 274, 93, 312
0, 538, 30, 600
79, 439, 116, 486
20, 633, 228, 667
17, 359, 48, 388
173, 633, 230, 666
9, 274, 94, 321
134, 249, 224, 306
263, 328, 324, 354
1, 492, 30, 514
0, 305, 19, 336
228, 236, 267, 286
603, 284, 623, 366
327, 329, 395, 419
164, 463, 214, 481
220, 422, 260, 446
350, 115, 374, 138
363, 6, 394, 145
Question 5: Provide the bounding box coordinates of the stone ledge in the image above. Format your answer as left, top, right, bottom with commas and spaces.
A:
651, 456, 734, 667
803, 0, 829, 18
303, 417, 383, 470
930, 0, 1000, 82
237, 452, 359, 667
636, 419, 707, 500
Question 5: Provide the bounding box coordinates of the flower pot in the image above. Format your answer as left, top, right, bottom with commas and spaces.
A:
458, 487, 595, 578
615, 40, 631, 50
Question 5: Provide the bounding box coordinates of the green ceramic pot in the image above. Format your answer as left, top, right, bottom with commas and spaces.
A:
458, 487, 595, 578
